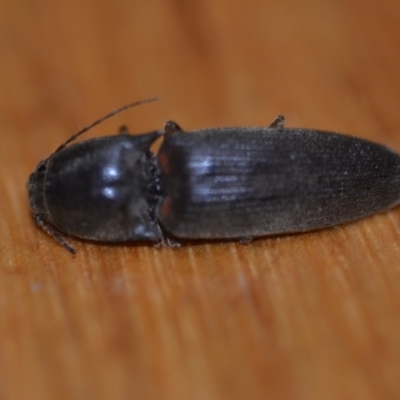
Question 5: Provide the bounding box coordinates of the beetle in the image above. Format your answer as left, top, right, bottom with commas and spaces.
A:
28, 99, 400, 253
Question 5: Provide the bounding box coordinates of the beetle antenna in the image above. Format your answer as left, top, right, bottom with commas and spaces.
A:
53, 97, 160, 154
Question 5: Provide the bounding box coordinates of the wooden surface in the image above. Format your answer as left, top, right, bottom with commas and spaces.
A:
1, 1, 400, 399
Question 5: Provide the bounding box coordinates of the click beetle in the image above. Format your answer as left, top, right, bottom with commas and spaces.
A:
28, 99, 400, 253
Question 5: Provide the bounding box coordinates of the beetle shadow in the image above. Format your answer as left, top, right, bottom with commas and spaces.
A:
72, 227, 335, 252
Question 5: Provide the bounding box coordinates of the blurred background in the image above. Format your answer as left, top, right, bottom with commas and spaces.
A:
1, 0, 400, 399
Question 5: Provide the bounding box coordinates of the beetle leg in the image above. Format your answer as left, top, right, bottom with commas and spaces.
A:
239, 236, 254, 244
118, 125, 130, 135
268, 115, 285, 128
34, 214, 76, 254
153, 240, 163, 249
153, 227, 182, 248
164, 120, 183, 136
165, 235, 182, 248
152, 224, 167, 248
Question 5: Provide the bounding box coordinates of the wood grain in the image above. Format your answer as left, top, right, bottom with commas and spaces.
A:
1, 0, 400, 399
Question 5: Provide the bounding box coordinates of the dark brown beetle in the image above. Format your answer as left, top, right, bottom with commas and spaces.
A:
28, 99, 400, 253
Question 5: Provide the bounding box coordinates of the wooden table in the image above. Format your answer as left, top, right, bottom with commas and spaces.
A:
1, 1, 400, 399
